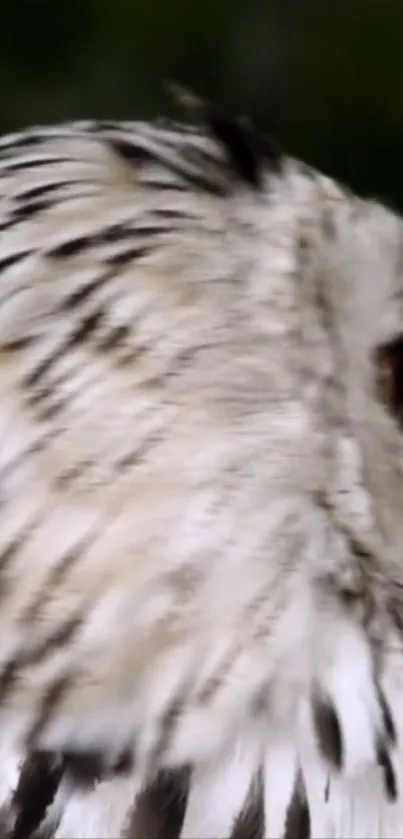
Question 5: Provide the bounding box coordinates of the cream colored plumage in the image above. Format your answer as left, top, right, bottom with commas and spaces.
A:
0, 93, 402, 838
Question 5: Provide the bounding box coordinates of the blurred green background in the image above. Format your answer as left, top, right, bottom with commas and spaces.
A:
1, 0, 403, 208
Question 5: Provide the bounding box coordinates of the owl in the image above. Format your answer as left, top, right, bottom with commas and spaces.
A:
0, 87, 402, 838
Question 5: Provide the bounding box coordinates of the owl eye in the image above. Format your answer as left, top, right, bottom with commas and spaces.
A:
375, 335, 403, 422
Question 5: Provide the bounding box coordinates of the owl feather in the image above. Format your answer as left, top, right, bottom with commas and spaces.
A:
0, 90, 402, 837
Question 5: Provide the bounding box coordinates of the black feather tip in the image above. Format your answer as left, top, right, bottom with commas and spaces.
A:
284, 773, 311, 839
10, 751, 64, 839
312, 691, 343, 772
376, 739, 398, 802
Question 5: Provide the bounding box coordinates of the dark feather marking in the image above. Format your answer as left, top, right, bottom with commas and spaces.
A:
376, 741, 398, 801
48, 224, 161, 262
109, 136, 227, 197
312, 692, 343, 771
22, 531, 98, 624
141, 179, 189, 193
168, 163, 228, 197
21, 341, 69, 390
116, 345, 149, 370
24, 615, 82, 667
107, 137, 159, 167
10, 751, 64, 839
232, 772, 263, 839
391, 599, 403, 638
126, 769, 189, 839
14, 180, 80, 202
99, 224, 169, 244
157, 344, 215, 386
35, 401, 66, 423
0, 441, 49, 488
115, 340, 190, 386
1, 156, 71, 173
197, 652, 235, 705
9, 198, 55, 223
0, 616, 81, 708
115, 431, 161, 470
0, 534, 29, 573
0, 658, 18, 703
0, 218, 22, 233
2, 336, 36, 351
105, 244, 154, 267
24, 385, 67, 423
284, 773, 311, 839
0, 249, 33, 274
53, 461, 89, 490
97, 324, 131, 353
23, 385, 54, 409
66, 308, 105, 348
96, 223, 136, 244
27, 674, 72, 749
149, 699, 183, 773
0, 133, 44, 153
0, 529, 35, 606
22, 309, 104, 392
57, 267, 116, 310
152, 207, 192, 220
376, 681, 396, 745
47, 234, 96, 259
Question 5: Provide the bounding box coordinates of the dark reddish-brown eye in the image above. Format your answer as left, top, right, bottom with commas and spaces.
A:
375, 335, 403, 421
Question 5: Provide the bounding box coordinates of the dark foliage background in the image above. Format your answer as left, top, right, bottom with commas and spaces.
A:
1, 0, 403, 208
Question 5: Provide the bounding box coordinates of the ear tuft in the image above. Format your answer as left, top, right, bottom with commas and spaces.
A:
167, 82, 283, 189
